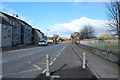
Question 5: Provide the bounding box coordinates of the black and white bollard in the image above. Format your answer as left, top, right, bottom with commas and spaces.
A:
82, 52, 86, 69
46, 54, 50, 77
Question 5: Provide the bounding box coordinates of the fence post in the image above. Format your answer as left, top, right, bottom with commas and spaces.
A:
82, 52, 86, 69
46, 54, 50, 77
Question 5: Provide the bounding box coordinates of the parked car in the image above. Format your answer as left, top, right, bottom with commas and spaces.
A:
38, 40, 48, 46
55, 41, 58, 44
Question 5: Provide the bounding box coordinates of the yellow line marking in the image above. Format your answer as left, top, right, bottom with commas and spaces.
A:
3, 62, 42, 77
32, 65, 41, 70
3, 69, 41, 77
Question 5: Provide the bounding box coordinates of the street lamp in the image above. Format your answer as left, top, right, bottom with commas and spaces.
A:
46, 29, 50, 40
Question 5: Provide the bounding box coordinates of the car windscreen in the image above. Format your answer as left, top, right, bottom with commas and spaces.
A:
39, 41, 45, 42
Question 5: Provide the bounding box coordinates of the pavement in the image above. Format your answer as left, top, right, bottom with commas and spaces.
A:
72, 44, 119, 78
47, 45, 96, 79
1, 43, 119, 80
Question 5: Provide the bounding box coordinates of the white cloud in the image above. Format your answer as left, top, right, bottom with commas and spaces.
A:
48, 17, 108, 38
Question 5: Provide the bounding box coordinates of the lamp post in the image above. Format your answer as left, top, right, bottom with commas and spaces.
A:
46, 29, 50, 40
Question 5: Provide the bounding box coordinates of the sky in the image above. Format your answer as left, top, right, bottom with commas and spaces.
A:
0, 2, 110, 38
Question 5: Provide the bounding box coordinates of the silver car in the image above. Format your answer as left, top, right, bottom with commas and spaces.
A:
38, 40, 48, 46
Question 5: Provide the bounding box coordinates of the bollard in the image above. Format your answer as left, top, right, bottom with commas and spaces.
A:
82, 52, 86, 69
46, 54, 50, 77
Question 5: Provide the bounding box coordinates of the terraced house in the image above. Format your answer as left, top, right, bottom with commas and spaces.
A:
0, 14, 12, 47
32, 28, 44, 44
1, 12, 22, 46
0, 11, 45, 47
71, 32, 80, 44
18, 19, 32, 44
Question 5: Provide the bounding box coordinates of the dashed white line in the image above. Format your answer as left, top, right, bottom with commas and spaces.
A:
53, 58, 56, 61
50, 62, 53, 66
42, 69, 46, 73
42, 45, 67, 73
19, 45, 60, 58
56, 54, 59, 57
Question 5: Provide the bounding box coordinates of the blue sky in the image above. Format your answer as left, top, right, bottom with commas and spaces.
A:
1, 2, 108, 38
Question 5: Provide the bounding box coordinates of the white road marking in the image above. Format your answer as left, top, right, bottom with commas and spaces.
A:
56, 54, 59, 57
53, 58, 56, 61
87, 64, 101, 79
42, 45, 67, 73
18, 45, 59, 58
42, 69, 46, 73
0, 60, 8, 63
50, 62, 53, 66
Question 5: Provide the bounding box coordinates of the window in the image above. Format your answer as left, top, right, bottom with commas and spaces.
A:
10, 20, 12, 25
8, 30, 11, 37
3, 25, 7, 29
8, 30, 11, 34
4, 36, 6, 38
8, 35, 11, 37
13, 22, 15, 25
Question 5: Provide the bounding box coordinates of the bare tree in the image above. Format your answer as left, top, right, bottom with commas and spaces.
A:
106, 0, 120, 36
80, 25, 95, 39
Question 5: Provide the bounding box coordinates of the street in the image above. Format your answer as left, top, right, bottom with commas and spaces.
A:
1, 43, 118, 79
2, 43, 67, 78
1, 1, 120, 80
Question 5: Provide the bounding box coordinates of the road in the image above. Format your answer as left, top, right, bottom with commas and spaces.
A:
2, 43, 68, 78
1, 43, 118, 79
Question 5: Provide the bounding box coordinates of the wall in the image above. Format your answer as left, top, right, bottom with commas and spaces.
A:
21, 24, 32, 44
33, 29, 43, 44
0, 24, 2, 47
1, 24, 12, 47
9, 19, 22, 46
79, 38, 118, 63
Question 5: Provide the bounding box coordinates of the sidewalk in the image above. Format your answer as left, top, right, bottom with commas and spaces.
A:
72, 44, 119, 78
1, 44, 38, 52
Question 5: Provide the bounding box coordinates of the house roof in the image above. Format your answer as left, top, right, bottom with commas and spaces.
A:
18, 19, 32, 27
47, 37, 54, 40
71, 32, 79, 37
0, 11, 32, 27
0, 11, 17, 22
33, 28, 44, 34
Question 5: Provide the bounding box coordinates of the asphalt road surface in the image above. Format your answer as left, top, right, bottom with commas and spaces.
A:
2, 44, 68, 78
1, 43, 118, 80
